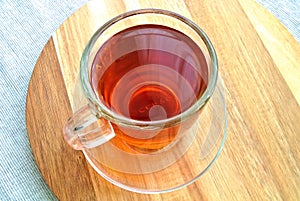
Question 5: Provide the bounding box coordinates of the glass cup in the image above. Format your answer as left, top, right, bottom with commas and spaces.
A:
63, 8, 228, 194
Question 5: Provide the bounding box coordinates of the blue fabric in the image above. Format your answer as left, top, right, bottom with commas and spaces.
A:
0, 1, 88, 200
256, 0, 300, 43
0, 0, 299, 200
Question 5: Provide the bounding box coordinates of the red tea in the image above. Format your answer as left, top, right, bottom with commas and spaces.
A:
91, 24, 208, 153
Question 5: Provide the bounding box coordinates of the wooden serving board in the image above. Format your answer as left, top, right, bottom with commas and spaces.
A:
26, 0, 300, 200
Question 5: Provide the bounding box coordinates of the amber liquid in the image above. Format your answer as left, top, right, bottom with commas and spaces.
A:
91, 24, 208, 153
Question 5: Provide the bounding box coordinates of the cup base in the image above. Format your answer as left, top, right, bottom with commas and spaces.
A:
82, 77, 228, 194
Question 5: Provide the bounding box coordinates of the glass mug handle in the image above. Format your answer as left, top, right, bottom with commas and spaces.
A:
63, 105, 115, 150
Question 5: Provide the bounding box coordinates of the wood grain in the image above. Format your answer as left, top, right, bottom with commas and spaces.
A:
26, 0, 300, 200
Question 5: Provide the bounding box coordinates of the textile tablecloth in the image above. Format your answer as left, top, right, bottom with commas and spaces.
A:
0, 0, 299, 200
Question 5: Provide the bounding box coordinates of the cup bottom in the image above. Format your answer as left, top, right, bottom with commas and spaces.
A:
82, 78, 228, 194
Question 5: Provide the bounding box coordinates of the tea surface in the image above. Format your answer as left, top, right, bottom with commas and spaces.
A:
91, 24, 208, 122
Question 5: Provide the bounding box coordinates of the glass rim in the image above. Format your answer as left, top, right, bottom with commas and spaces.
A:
80, 8, 218, 128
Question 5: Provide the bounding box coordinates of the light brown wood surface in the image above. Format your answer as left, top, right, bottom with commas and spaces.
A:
26, 0, 300, 200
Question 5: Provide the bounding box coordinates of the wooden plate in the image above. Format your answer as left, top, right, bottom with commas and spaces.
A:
26, 0, 300, 200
